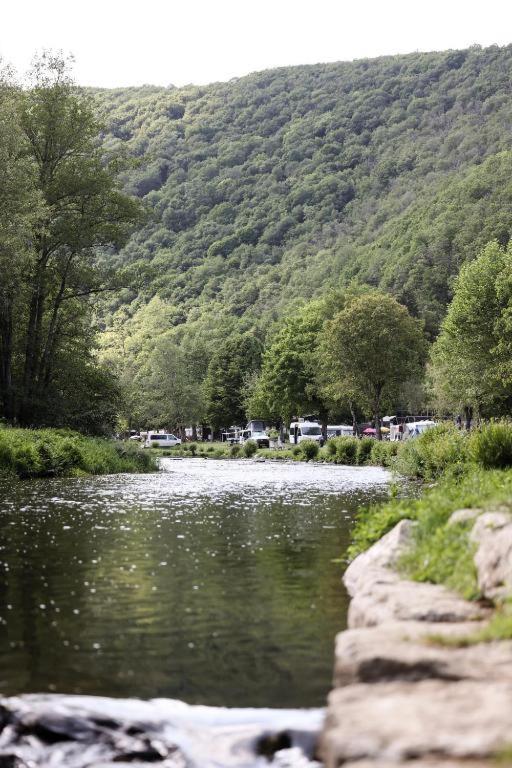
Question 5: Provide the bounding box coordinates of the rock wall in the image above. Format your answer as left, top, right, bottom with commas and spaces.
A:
320, 517, 512, 767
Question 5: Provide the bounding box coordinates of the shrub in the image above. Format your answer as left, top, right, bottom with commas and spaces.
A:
300, 439, 319, 461
326, 439, 337, 456
230, 443, 241, 457
188, 442, 198, 457
395, 423, 469, 480
370, 440, 399, 467
335, 437, 358, 465
243, 439, 258, 457
206, 445, 215, 453
470, 422, 512, 469
12, 443, 42, 478
0, 427, 156, 478
292, 445, 302, 457
356, 437, 374, 465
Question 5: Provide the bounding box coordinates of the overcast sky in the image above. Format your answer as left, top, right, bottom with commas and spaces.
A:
2, 0, 512, 88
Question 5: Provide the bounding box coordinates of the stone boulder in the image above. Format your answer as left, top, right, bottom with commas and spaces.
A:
334, 621, 511, 687
470, 510, 512, 600
344, 520, 489, 628
321, 679, 512, 767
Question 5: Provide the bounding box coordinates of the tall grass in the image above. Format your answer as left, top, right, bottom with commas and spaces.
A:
0, 428, 156, 478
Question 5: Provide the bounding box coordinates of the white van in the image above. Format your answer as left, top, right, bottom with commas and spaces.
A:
289, 421, 324, 445
144, 433, 181, 448
240, 420, 270, 448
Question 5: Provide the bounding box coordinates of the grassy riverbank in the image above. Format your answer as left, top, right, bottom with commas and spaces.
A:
0, 428, 157, 479
350, 422, 512, 601
153, 437, 399, 466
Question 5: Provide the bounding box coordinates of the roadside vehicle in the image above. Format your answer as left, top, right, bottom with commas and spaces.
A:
289, 420, 324, 445
239, 420, 270, 448
144, 433, 182, 448
327, 424, 353, 438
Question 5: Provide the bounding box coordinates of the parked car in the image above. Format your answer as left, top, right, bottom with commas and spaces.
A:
144, 433, 182, 448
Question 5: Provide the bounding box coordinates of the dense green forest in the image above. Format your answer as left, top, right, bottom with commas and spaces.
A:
92, 45, 512, 429
4, 45, 512, 432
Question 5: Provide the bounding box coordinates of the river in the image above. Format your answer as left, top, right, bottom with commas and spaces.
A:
0, 457, 389, 765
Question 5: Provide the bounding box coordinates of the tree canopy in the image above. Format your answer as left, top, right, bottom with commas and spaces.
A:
319, 292, 426, 438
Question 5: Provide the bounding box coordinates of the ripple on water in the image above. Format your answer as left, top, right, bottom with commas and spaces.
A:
0, 458, 390, 708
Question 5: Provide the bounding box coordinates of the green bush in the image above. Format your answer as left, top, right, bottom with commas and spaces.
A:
0, 427, 156, 478
188, 442, 198, 456
243, 439, 258, 457
230, 443, 241, 457
370, 440, 399, 467
395, 423, 469, 479
334, 437, 359, 465
300, 439, 320, 461
470, 422, 512, 469
206, 445, 215, 453
326, 439, 338, 456
292, 445, 302, 457
356, 437, 374, 465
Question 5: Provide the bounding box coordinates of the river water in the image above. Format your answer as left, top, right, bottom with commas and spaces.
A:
0, 457, 389, 707
0, 458, 389, 765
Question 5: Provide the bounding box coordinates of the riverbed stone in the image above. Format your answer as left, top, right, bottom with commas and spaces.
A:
333, 621, 512, 687
320, 680, 512, 767
470, 510, 512, 600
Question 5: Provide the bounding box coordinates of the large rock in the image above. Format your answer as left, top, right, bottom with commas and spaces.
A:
344, 520, 489, 628
343, 519, 416, 597
347, 577, 489, 628
334, 621, 511, 687
470, 510, 512, 600
321, 679, 512, 767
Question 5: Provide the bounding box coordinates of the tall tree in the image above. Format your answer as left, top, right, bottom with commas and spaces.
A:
430, 240, 512, 425
203, 333, 261, 432
0, 64, 42, 419
17, 53, 141, 423
246, 299, 331, 428
320, 291, 426, 438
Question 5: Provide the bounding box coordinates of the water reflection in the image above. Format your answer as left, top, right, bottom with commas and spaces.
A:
0, 458, 389, 706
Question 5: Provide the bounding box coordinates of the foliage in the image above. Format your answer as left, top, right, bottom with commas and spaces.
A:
370, 440, 399, 467
356, 437, 375, 465
470, 422, 512, 469
0, 54, 141, 430
299, 439, 320, 461
242, 439, 258, 457
319, 292, 427, 437
0, 427, 156, 478
394, 423, 470, 479
246, 298, 332, 423
204, 333, 261, 430
95, 46, 512, 355
334, 437, 359, 465
429, 241, 512, 419
230, 443, 241, 457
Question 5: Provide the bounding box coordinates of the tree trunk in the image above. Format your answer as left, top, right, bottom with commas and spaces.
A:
192, 424, 198, 441
464, 405, 473, 431
375, 412, 382, 441
349, 401, 359, 437
0, 295, 14, 420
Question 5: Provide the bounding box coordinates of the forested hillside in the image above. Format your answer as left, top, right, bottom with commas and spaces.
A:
92, 45, 512, 427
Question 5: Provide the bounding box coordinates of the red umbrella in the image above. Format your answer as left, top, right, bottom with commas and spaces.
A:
363, 427, 376, 434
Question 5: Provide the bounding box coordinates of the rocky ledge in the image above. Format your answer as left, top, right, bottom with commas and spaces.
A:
320, 515, 512, 768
